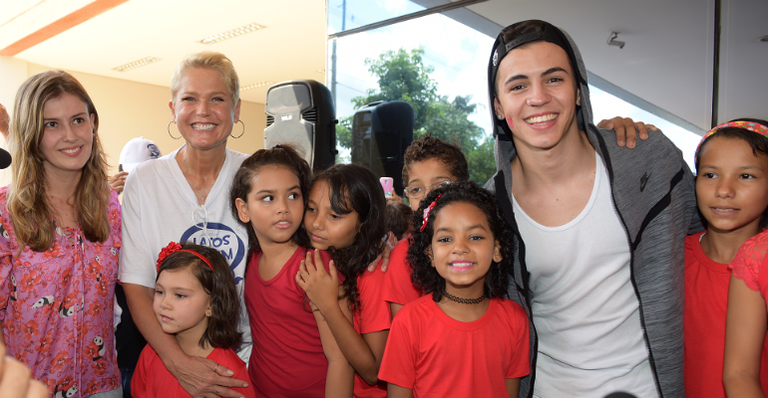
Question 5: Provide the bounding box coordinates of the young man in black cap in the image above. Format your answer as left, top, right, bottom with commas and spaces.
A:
486, 20, 699, 397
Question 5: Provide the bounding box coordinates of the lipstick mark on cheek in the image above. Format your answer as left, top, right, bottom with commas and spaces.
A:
506, 116, 515, 130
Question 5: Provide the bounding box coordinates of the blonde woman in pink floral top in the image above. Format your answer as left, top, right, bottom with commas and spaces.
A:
0, 71, 121, 397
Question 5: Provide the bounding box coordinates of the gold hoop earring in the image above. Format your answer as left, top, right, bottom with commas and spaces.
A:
230, 120, 245, 139
167, 121, 181, 140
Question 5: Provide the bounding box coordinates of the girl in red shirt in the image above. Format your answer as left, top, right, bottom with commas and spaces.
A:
231, 145, 353, 398
378, 181, 530, 398
132, 242, 257, 398
296, 164, 390, 398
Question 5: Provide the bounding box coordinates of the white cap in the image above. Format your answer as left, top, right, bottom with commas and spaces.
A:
119, 137, 162, 173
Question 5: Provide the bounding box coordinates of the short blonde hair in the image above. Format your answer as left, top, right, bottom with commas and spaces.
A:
170, 51, 240, 104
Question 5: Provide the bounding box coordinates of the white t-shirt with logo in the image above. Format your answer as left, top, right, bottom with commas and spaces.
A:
120, 146, 251, 360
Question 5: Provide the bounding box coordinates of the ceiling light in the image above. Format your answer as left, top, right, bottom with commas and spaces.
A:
198, 23, 266, 45
112, 57, 161, 72
241, 81, 274, 91
607, 32, 625, 49
759, 35, 768, 43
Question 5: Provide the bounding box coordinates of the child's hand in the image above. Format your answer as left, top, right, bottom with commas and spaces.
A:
296, 250, 339, 314
367, 242, 391, 273
597, 116, 657, 148
0, 340, 48, 398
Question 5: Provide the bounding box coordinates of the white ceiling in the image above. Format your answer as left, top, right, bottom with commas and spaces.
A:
456, 0, 768, 132
2, 0, 765, 132
1, 0, 328, 105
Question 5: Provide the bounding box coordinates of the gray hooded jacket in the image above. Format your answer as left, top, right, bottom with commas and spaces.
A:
484, 21, 699, 398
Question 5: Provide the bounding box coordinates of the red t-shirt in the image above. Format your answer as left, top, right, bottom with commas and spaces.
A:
378, 295, 530, 397
685, 231, 768, 397
353, 260, 391, 398
132, 346, 257, 398
246, 247, 334, 398
382, 237, 421, 307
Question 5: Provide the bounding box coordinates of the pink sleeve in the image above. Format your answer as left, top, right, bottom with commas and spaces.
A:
0, 194, 14, 322
730, 232, 768, 292
378, 307, 416, 389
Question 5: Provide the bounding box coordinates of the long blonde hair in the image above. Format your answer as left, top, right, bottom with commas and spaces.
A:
7, 70, 110, 252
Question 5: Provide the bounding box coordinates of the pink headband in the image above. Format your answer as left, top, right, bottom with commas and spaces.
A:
156, 242, 213, 272
420, 194, 442, 232
694, 121, 768, 168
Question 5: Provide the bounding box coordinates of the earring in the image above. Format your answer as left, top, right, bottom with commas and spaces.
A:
167, 121, 181, 140
230, 120, 245, 139
496, 114, 504, 120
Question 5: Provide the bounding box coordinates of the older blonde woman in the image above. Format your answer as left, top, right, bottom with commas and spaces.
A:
120, 52, 251, 398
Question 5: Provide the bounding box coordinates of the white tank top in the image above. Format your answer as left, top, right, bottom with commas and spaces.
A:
513, 153, 657, 397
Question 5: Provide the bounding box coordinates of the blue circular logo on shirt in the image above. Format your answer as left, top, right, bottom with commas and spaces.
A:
179, 222, 246, 284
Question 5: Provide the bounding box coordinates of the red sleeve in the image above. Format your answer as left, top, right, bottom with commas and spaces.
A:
356, 264, 391, 334
214, 348, 259, 398
131, 346, 152, 398
503, 301, 531, 379
378, 304, 417, 389
382, 238, 421, 306
731, 231, 768, 292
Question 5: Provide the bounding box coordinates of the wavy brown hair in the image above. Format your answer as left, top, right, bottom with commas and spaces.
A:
7, 70, 110, 252
310, 164, 386, 310
157, 243, 242, 349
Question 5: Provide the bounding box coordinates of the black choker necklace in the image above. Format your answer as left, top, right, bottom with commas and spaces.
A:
444, 291, 486, 305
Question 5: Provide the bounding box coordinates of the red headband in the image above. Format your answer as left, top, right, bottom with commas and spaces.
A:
420, 194, 442, 232
156, 242, 213, 272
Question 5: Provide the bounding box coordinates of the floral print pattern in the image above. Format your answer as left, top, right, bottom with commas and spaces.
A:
730, 230, 768, 292
0, 187, 121, 397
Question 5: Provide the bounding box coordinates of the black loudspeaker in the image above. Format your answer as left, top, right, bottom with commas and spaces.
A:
351, 101, 414, 196
264, 80, 337, 170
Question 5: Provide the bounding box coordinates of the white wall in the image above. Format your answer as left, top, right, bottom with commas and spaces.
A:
0, 56, 266, 187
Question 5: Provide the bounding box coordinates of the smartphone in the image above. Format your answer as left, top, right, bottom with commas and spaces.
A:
380, 177, 394, 198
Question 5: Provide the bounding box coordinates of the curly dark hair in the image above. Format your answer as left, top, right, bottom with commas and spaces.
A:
402, 135, 469, 188
156, 243, 242, 350
310, 164, 386, 310
230, 144, 312, 259
407, 181, 514, 302
695, 118, 768, 227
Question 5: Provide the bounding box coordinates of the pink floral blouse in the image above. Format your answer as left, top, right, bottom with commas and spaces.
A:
0, 187, 121, 397
730, 230, 768, 300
